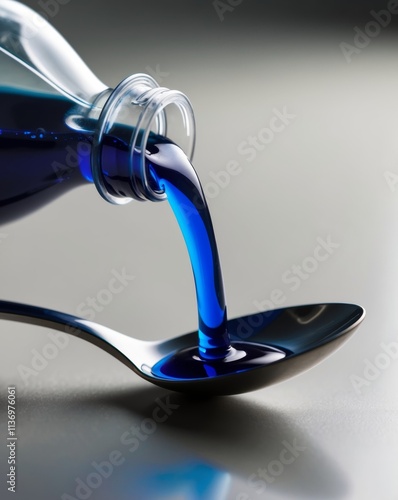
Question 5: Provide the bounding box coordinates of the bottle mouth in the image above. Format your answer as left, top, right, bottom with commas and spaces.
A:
91, 74, 196, 204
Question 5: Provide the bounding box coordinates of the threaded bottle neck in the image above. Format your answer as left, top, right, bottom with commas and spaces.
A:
90, 74, 195, 204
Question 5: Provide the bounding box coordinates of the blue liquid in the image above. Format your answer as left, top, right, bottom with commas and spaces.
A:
0, 89, 89, 224
145, 140, 230, 360
0, 87, 286, 378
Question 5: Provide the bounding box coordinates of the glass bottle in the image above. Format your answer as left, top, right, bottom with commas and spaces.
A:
0, 0, 195, 224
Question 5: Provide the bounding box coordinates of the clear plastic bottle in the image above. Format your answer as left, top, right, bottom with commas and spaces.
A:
0, 0, 195, 224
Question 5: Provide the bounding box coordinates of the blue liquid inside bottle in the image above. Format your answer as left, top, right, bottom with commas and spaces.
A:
0, 87, 286, 379
0, 88, 90, 224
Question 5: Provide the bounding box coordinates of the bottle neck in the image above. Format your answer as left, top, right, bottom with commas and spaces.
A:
89, 74, 196, 205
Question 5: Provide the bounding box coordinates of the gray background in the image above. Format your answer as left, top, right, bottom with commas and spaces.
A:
1, 1, 398, 499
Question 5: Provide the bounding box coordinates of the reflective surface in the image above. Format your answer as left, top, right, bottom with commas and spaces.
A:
0, 301, 364, 395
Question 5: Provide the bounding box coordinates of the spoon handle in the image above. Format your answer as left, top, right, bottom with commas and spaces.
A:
0, 300, 142, 371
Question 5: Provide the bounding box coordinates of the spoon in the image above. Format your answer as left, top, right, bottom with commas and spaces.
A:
0, 300, 364, 395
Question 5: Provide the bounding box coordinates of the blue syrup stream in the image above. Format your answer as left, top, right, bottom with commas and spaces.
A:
0, 87, 287, 380
145, 139, 230, 361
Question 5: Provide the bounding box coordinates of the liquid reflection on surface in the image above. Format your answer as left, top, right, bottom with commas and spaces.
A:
118, 461, 230, 500
127, 388, 349, 500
